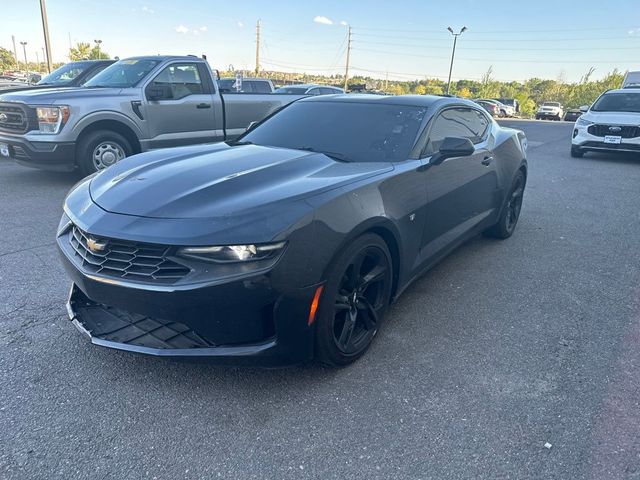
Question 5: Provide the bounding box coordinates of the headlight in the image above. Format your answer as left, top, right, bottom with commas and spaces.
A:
36, 106, 70, 133
178, 242, 287, 263
575, 117, 592, 127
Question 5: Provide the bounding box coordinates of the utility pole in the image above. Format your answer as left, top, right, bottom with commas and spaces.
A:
384, 70, 388, 91
35, 50, 40, 71
446, 26, 466, 95
12, 36, 18, 69
20, 41, 28, 76
343, 26, 352, 92
40, 0, 53, 73
255, 20, 261, 75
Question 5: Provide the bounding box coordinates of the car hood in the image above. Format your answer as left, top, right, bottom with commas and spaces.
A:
581, 111, 640, 125
89, 143, 393, 219
0, 86, 123, 104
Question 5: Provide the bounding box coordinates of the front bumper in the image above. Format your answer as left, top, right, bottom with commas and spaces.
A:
572, 127, 640, 154
0, 134, 76, 171
60, 248, 318, 366
536, 111, 561, 118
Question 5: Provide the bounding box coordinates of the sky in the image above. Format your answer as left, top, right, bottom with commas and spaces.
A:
3, 0, 640, 83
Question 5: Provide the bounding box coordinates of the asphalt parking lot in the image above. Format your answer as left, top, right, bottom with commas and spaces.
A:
1, 120, 639, 479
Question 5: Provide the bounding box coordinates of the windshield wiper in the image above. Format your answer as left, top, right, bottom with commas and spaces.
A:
297, 146, 350, 162
226, 140, 254, 146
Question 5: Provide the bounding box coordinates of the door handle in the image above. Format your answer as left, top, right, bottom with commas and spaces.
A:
196, 103, 211, 109
481, 156, 494, 166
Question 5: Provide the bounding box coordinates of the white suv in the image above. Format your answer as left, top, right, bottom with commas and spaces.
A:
536, 102, 564, 121
571, 88, 640, 157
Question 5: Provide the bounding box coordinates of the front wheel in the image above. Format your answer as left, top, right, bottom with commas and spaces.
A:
77, 130, 133, 176
315, 233, 393, 367
570, 145, 584, 158
484, 170, 525, 239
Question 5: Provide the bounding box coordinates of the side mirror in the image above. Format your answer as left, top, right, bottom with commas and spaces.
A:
430, 137, 475, 166
579, 105, 589, 113
146, 84, 172, 101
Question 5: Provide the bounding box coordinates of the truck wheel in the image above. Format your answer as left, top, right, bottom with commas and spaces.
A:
77, 130, 132, 176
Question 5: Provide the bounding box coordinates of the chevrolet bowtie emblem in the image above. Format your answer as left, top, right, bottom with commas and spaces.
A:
86, 237, 107, 252
0, 113, 7, 122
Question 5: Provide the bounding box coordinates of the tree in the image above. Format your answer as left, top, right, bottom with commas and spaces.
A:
0, 46, 16, 72
69, 42, 110, 61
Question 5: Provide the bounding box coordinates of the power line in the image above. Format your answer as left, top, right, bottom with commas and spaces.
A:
356, 39, 640, 51
353, 32, 640, 43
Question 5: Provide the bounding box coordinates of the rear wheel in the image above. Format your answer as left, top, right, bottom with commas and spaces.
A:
77, 130, 133, 176
570, 145, 584, 158
484, 170, 525, 239
315, 233, 393, 367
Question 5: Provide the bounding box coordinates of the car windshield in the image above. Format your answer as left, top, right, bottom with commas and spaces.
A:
591, 93, 640, 113
275, 86, 309, 94
241, 101, 427, 162
37, 62, 91, 85
84, 59, 161, 88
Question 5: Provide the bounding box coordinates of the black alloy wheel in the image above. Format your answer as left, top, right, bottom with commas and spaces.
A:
484, 170, 525, 239
315, 234, 393, 366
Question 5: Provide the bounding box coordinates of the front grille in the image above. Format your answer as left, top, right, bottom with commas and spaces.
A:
0, 103, 34, 133
588, 124, 640, 138
72, 294, 216, 349
69, 225, 191, 284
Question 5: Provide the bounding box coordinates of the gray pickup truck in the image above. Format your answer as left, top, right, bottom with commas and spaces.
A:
0, 56, 304, 175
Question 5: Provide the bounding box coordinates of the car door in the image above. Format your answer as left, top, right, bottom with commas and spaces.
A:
420, 106, 499, 260
143, 62, 219, 148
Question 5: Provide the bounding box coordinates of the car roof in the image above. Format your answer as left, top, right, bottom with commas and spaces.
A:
605, 88, 640, 94
299, 93, 477, 109
121, 55, 206, 62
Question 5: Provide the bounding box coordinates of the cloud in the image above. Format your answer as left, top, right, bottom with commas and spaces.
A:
340, 20, 348, 26
628, 28, 640, 35
142, 5, 154, 14
199, 26, 207, 32
313, 16, 333, 25
174, 25, 189, 34
237, 21, 244, 28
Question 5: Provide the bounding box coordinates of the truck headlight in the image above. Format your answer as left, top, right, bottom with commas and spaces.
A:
36, 106, 70, 134
178, 242, 287, 263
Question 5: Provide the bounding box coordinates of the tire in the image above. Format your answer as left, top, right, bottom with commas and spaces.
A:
314, 233, 393, 367
499, 110, 506, 118
570, 145, 584, 158
77, 130, 133, 176
484, 170, 525, 239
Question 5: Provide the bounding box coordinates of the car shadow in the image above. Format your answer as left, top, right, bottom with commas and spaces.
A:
581, 151, 640, 166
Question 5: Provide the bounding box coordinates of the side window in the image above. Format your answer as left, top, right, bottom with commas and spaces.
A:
307, 88, 321, 95
320, 88, 337, 95
241, 81, 254, 93
253, 81, 272, 93
149, 63, 203, 100
424, 107, 490, 155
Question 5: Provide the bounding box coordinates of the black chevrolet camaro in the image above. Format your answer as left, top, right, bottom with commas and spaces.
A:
57, 94, 528, 366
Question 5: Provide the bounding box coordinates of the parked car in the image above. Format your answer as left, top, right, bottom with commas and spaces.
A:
218, 77, 274, 93
563, 109, 582, 122
476, 99, 512, 117
0, 56, 306, 175
536, 102, 564, 120
571, 88, 640, 157
0, 60, 114, 93
57, 94, 528, 366
474, 100, 500, 117
495, 98, 519, 115
622, 71, 640, 88
274, 83, 344, 95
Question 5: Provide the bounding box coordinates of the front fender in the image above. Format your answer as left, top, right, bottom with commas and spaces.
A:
71, 110, 145, 139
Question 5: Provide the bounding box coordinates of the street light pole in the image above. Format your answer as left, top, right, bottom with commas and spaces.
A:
20, 41, 28, 76
94, 39, 102, 59
446, 26, 467, 95
39, 0, 53, 73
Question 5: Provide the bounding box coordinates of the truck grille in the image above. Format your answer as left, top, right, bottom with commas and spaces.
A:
588, 124, 640, 138
0, 103, 35, 133
69, 225, 191, 284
